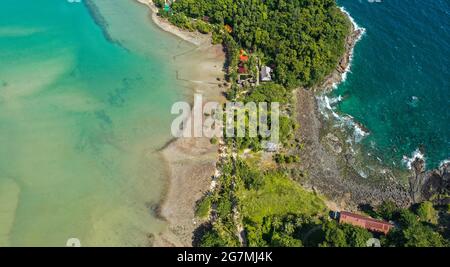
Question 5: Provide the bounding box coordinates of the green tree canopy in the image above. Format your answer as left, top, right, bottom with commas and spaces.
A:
171, 0, 351, 88
416, 201, 438, 224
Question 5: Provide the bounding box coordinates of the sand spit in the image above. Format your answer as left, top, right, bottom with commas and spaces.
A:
136, 0, 227, 247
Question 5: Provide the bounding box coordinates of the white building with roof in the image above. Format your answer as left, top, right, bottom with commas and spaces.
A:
260, 66, 272, 82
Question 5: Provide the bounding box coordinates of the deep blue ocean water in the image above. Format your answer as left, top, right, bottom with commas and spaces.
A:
334, 0, 450, 169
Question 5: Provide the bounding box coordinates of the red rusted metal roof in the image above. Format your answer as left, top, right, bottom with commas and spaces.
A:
339, 211, 394, 235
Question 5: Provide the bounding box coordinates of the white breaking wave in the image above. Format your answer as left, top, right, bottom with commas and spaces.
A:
339, 114, 369, 143
339, 6, 367, 40
317, 94, 369, 143
320, 6, 366, 95
402, 149, 426, 170
316, 7, 369, 143
331, 7, 367, 88
439, 159, 450, 168
317, 95, 343, 119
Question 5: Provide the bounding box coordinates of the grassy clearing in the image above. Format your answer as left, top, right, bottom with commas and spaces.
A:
238, 172, 327, 224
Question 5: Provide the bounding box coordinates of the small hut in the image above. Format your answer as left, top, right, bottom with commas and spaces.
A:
260, 66, 272, 82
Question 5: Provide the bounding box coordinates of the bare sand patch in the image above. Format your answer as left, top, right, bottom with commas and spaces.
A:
136, 1, 227, 246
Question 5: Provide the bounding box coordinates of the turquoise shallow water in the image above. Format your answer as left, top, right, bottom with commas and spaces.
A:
0, 0, 192, 246
333, 0, 450, 169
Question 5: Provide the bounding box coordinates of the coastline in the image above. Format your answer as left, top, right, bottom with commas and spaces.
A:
154, 44, 226, 246
313, 7, 365, 93
137, 1, 445, 246
300, 6, 448, 209
138, 1, 404, 245
295, 8, 412, 210
136, 0, 227, 246
136, 0, 210, 46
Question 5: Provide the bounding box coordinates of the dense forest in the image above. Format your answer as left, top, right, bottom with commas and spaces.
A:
165, 0, 350, 88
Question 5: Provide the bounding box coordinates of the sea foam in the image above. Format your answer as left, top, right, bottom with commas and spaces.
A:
402, 149, 426, 170
317, 7, 368, 144
336, 7, 367, 86
439, 159, 450, 168
317, 94, 369, 144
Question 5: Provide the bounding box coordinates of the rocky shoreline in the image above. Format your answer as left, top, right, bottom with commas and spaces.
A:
295, 17, 413, 211
297, 13, 449, 210
410, 159, 450, 205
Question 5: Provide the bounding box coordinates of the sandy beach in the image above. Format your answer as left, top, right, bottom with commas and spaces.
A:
136, 0, 226, 247
154, 45, 225, 246
136, 0, 210, 46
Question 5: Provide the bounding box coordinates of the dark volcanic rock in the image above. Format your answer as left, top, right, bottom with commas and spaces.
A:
296, 88, 411, 210
294, 20, 412, 210
409, 158, 427, 203
420, 162, 450, 205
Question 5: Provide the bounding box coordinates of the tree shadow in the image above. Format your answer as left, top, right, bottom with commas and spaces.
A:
192, 223, 212, 247
358, 203, 379, 218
